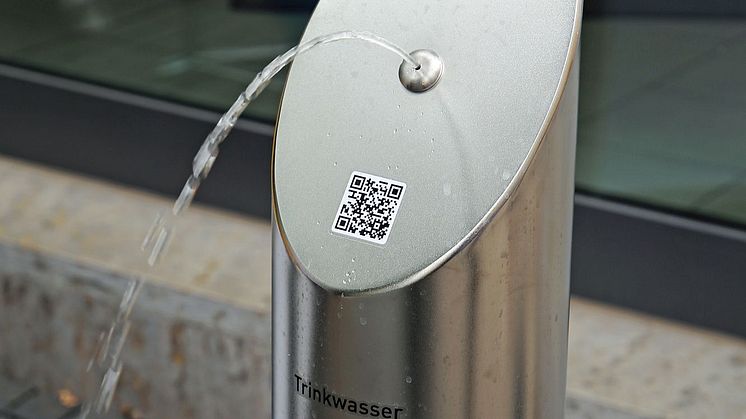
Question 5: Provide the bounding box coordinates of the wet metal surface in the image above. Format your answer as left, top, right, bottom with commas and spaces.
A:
0, 157, 743, 418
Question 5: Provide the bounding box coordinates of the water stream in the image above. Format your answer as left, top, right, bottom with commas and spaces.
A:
79, 31, 419, 418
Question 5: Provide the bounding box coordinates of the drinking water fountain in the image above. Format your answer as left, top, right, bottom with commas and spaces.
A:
272, 0, 582, 417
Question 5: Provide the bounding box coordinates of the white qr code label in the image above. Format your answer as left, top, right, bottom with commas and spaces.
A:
331, 171, 407, 245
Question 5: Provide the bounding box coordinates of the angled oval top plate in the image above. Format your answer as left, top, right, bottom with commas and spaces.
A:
273, 0, 581, 293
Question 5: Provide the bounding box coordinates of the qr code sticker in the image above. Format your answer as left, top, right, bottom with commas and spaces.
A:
332, 171, 407, 245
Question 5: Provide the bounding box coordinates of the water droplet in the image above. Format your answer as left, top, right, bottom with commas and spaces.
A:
141, 213, 164, 251
326, 131, 331, 137
333, 161, 338, 166
396, 104, 401, 109
419, 111, 424, 117
351, 257, 356, 263
343, 270, 356, 282
387, 165, 392, 170
405, 376, 413, 384
96, 364, 122, 413
395, 165, 400, 170
407, 128, 412, 133
316, 220, 320, 225
394, 128, 399, 134
147, 226, 172, 267
359, 317, 368, 326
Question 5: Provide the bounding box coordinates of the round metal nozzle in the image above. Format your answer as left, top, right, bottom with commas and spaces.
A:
398, 49, 443, 93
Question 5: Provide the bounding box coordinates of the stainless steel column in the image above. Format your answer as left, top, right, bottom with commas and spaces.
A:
272, 0, 582, 417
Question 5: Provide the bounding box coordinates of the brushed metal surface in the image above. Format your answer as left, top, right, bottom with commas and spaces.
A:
273, 59, 579, 419
273, 0, 581, 292
398, 49, 443, 93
